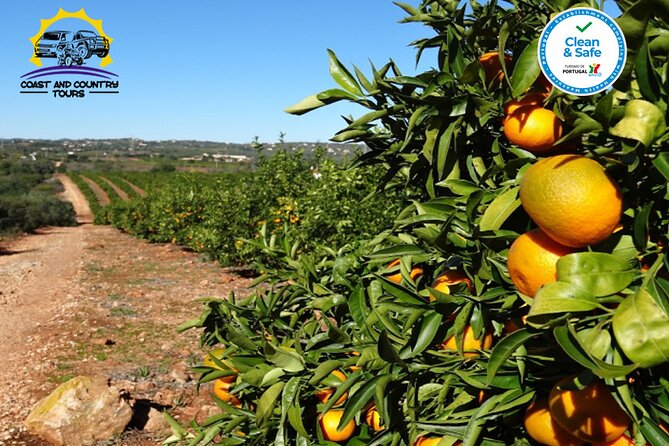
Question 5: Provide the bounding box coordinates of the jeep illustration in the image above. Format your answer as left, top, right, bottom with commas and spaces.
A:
34, 30, 109, 61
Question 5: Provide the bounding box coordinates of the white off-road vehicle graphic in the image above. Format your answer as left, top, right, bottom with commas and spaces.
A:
34, 30, 110, 66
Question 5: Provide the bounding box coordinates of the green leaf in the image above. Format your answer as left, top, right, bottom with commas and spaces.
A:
527, 281, 599, 322
484, 391, 536, 417
649, 32, 669, 55
436, 118, 459, 181
462, 392, 513, 446
479, 187, 521, 231
228, 327, 259, 350
367, 245, 425, 258
576, 327, 612, 360
256, 381, 285, 428
613, 287, 669, 367
374, 374, 394, 415
635, 37, 661, 102
312, 294, 346, 312
498, 20, 512, 87
338, 376, 385, 430
595, 234, 639, 264
353, 64, 374, 93
614, 0, 651, 88
349, 287, 368, 329
283, 377, 309, 438
553, 326, 637, 379
556, 112, 603, 144
284, 94, 327, 115
309, 360, 343, 385
378, 276, 426, 306
163, 412, 187, 438
285, 88, 361, 115
437, 179, 480, 196
331, 129, 371, 143
317, 88, 360, 102
281, 376, 300, 414
653, 152, 669, 181
640, 417, 669, 445
394, 2, 419, 16
242, 364, 284, 387
327, 49, 363, 96
610, 99, 666, 146
287, 403, 310, 438
343, 109, 391, 132
199, 425, 222, 445
556, 252, 636, 297
377, 330, 405, 365
593, 90, 615, 127
265, 344, 305, 373
406, 311, 443, 358
486, 329, 540, 384
510, 39, 540, 97
633, 202, 654, 251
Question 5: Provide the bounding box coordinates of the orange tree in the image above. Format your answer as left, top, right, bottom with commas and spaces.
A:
173, 0, 668, 445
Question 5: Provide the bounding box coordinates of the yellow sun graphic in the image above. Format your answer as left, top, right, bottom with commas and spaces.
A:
29, 8, 113, 67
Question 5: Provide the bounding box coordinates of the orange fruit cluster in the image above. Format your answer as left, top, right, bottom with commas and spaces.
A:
524, 377, 632, 445
384, 260, 493, 357
508, 154, 622, 298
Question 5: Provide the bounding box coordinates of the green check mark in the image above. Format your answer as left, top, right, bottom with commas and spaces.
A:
576, 21, 592, 33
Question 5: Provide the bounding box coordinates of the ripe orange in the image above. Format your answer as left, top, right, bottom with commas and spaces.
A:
429, 271, 472, 301
213, 378, 242, 407
365, 405, 384, 432
315, 370, 348, 406
507, 228, 575, 297
503, 105, 563, 153
548, 377, 631, 443
440, 325, 493, 358
592, 434, 639, 446
523, 398, 585, 446
503, 93, 547, 116
319, 409, 356, 442
520, 155, 623, 248
386, 258, 423, 284
479, 51, 511, 84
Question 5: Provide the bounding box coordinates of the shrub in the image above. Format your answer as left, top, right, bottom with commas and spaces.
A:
106, 148, 403, 266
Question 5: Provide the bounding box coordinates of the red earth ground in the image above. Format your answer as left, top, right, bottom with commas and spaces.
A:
0, 175, 253, 445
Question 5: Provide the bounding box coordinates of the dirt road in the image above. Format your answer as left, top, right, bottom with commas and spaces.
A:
0, 176, 251, 444
54, 173, 93, 223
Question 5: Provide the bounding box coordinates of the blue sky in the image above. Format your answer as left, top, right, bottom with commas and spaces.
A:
0, 1, 621, 144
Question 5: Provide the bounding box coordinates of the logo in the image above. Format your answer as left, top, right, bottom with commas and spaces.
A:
538, 8, 626, 96
19, 8, 119, 98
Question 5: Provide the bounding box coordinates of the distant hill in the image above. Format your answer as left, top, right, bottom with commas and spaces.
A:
0, 138, 365, 160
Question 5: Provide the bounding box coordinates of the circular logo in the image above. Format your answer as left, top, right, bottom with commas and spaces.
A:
538, 8, 626, 96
